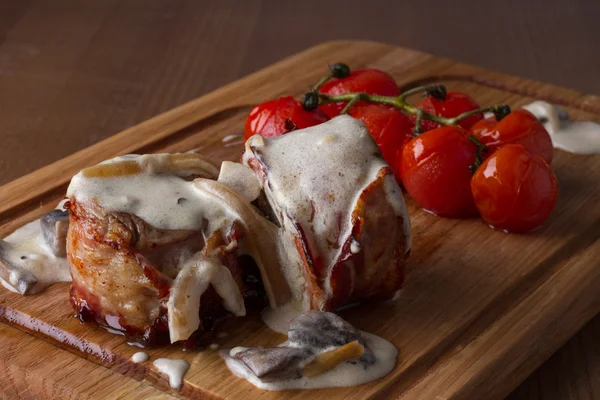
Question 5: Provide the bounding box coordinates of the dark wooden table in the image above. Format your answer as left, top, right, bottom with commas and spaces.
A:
1, 1, 599, 399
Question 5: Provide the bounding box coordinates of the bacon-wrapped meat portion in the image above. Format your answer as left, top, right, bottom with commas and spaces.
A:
66, 153, 280, 346
242, 115, 411, 311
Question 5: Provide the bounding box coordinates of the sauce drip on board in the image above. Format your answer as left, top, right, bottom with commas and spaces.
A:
131, 352, 149, 363
153, 358, 190, 389
523, 100, 600, 155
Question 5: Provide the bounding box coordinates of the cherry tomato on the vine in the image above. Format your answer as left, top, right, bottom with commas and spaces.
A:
318, 69, 400, 118
469, 109, 553, 165
471, 144, 558, 233
348, 103, 414, 178
399, 126, 479, 218
414, 91, 483, 132
244, 96, 329, 141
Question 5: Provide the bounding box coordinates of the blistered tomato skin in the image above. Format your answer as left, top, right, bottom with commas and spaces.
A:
471, 144, 558, 233
244, 96, 329, 141
318, 69, 400, 118
399, 126, 479, 218
348, 103, 414, 178
469, 109, 553, 165
414, 92, 483, 132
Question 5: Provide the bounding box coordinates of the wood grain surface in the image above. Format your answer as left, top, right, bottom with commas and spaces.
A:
0, 3, 599, 399
0, 41, 599, 400
0, 324, 175, 400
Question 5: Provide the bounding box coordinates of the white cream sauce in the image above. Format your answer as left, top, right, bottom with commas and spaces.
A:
523, 100, 600, 155
67, 154, 232, 233
243, 116, 388, 268
350, 239, 361, 254
261, 301, 304, 334
222, 134, 242, 143
153, 358, 190, 389
0, 219, 71, 295
131, 351, 149, 363
225, 332, 397, 391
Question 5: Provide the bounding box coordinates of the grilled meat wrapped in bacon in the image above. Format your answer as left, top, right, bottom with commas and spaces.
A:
242, 115, 411, 311
66, 153, 272, 346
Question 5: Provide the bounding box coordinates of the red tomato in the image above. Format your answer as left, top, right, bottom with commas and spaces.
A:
469, 109, 553, 165
399, 126, 479, 218
471, 144, 558, 232
318, 69, 400, 118
414, 92, 483, 132
348, 104, 414, 177
244, 96, 329, 141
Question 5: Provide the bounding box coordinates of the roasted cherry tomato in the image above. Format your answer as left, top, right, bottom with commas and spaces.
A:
348, 103, 414, 176
399, 126, 479, 218
318, 69, 400, 118
471, 144, 558, 232
469, 109, 553, 165
414, 91, 483, 132
244, 96, 329, 141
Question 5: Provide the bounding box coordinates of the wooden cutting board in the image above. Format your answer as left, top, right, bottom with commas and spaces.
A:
0, 40, 599, 400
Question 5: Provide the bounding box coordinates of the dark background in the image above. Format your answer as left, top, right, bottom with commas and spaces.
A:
0, 1, 599, 398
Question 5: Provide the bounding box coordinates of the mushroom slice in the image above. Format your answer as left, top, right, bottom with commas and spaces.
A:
233, 347, 312, 382
222, 311, 374, 382
192, 179, 292, 308
167, 253, 245, 343
217, 161, 261, 203
40, 209, 69, 257
288, 311, 373, 363
81, 153, 219, 179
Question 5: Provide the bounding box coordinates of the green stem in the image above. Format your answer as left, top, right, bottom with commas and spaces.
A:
467, 135, 489, 173
445, 105, 508, 125
317, 92, 438, 124
413, 108, 424, 136
312, 73, 333, 92
305, 77, 506, 174
315, 88, 509, 128
399, 84, 446, 103
339, 93, 366, 114
312, 63, 351, 91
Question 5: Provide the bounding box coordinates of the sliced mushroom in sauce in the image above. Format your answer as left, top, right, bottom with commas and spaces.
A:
40, 209, 69, 257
